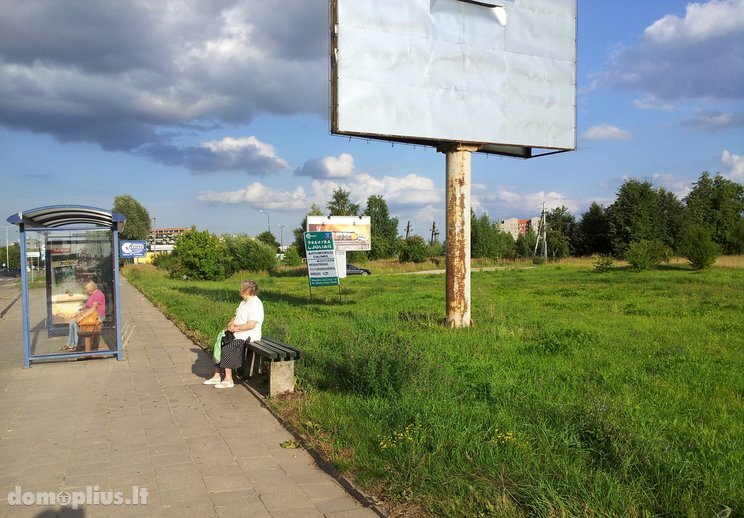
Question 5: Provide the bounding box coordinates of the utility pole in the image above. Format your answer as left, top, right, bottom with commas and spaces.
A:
429, 221, 439, 246
534, 202, 547, 260
405, 221, 412, 239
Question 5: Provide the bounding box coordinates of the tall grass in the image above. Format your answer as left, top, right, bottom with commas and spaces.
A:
124, 262, 744, 516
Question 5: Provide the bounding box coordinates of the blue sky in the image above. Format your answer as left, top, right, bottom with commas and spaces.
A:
1, 0, 743, 245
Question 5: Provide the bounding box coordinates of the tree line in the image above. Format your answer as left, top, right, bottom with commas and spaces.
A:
6, 172, 738, 278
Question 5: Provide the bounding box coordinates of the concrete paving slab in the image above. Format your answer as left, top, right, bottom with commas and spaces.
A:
0, 276, 379, 518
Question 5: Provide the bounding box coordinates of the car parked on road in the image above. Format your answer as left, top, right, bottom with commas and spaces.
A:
346, 264, 371, 276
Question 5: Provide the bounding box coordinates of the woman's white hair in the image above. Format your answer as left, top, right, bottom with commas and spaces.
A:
240, 280, 258, 295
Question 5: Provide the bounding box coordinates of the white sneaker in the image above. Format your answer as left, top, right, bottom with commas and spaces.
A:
203, 377, 222, 385
214, 381, 234, 389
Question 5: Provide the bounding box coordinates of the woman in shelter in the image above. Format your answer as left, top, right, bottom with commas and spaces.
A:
204, 279, 264, 389
63, 280, 105, 351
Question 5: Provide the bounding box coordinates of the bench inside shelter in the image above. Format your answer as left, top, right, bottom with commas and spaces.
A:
243, 337, 301, 397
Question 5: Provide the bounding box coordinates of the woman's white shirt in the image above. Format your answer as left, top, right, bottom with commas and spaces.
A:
234, 296, 263, 342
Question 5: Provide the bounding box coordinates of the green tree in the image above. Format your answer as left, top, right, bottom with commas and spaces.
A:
364, 195, 399, 259
256, 231, 280, 251
170, 227, 229, 280
684, 172, 744, 253
658, 188, 688, 253
113, 195, 151, 240
327, 188, 360, 216
399, 235, 428, 263
515, 230, 537, 259
606, 180, 667, 255
223, 234, 277, 272
292, 203, 324, 258
282, 246, 303, 267
546, 206, 576, 259
732, 219, 744, 254
471, 212, 514, 260
576, 202, 612, 256
1, 243, 21, 269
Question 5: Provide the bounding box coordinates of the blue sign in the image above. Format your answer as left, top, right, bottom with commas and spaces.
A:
120, 240, 148, 258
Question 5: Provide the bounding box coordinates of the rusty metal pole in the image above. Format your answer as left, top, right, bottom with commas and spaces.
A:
440, 143, 478, 328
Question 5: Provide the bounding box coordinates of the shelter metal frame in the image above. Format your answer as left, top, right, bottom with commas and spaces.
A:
6, 205, 126, 367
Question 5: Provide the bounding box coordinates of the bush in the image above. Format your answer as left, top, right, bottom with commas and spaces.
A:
170, 227, 230, 280
679, 225, 719, 270
593, 255, 614, 273
151, 253, 175, 271
624, 240, 672, 271
398, 235, 428, 263
282, 246, 303, 267
223, 234, 277, 272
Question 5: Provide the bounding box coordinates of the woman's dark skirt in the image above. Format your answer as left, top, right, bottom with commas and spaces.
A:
217, 338, 246, 369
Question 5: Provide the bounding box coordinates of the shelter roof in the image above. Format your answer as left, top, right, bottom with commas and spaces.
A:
6, 205, 126, 230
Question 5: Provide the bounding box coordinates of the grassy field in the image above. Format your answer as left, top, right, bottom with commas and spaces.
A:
123, 260, 744, 516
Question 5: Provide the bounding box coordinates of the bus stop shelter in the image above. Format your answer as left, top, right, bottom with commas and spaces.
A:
6, 205, 126, 367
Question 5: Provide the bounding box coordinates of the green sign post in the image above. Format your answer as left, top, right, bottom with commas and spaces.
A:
304, 231, 339, 287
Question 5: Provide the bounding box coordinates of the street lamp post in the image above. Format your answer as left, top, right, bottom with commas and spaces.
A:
3, 226, 9, 269
151, 217, 157, 251
258, 210, 271, 235
279, 224, 285, 250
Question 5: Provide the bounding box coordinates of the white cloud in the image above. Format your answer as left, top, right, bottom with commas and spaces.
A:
644, 0, 744, 42
140, 135, 290, 174
682, 111, 744, 131
581, 124, 632, 141
295, 153, 355, 179
198, 182, 307, 210
651, 173, 693, 199
632, 96, 675, 111
197, 170, 442, 216
309, 173, 441, 210
477, 188, 579, 218
604, 0, 744, 102
721, 150, 744, 181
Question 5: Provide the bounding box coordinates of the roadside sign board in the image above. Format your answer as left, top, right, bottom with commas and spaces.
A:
120, 240, 148, 258
306, 215, 372, 251
304, 232, 339, 287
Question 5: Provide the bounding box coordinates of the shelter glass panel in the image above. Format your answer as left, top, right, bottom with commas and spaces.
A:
24, 229, 117, 356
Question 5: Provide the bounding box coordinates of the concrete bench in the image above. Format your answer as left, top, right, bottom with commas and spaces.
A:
243, 337, 301, 397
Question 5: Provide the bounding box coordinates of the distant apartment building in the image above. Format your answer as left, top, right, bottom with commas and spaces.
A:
499, 217, 541, 240
148, 227, 187, 253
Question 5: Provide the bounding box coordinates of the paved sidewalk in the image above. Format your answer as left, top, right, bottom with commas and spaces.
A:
0, 276, 378, 518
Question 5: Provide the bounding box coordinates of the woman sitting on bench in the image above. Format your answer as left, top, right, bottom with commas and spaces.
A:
204, 279, 264, 389
63, 281, 105, 352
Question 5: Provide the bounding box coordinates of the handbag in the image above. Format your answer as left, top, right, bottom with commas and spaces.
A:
213, 330, 235, 363
78, 311, 102, 334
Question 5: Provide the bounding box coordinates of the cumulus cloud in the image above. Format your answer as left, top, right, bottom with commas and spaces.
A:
140, 136, 290, 174
198, 182, 308, 210
681, 111, 744, 131
295, 154, 355, 179
197, 171, 442, 215
0, 0, 327, 151
310, 173, 441, 210
650, 173, 693, 199
581, 124, 632, 141
603, 0, 744, 102
476, 188, 579, 218
721, 150, 744, 181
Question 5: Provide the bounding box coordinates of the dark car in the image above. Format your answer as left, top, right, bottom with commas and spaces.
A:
346, 264, 371, 276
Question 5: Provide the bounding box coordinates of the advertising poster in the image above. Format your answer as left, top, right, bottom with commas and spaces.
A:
306, 216, 371, 252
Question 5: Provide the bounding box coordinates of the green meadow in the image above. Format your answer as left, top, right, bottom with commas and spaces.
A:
124, 262, 744, 516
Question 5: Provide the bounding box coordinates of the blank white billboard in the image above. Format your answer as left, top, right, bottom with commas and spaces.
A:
331, 0, 577, 157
